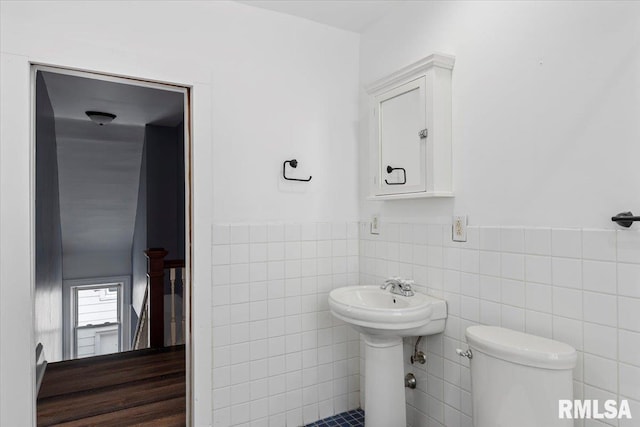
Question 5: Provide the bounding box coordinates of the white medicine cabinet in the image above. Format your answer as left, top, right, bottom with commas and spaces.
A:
367, 53, 455, 200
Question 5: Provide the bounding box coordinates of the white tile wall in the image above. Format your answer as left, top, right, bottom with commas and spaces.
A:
359, 222, 640, 427
212, 222, 360, 427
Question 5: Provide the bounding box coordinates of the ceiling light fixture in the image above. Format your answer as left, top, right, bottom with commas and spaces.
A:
85, 111, 116, 126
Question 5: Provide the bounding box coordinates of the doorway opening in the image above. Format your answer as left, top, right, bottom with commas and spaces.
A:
33, 64, 191, 426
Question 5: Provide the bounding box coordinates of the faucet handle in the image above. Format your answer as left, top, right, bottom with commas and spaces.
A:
397, 279, 415, 296
398, 279, 414, 290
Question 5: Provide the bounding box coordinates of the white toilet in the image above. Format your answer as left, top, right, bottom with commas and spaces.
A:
464, 326, 577, 427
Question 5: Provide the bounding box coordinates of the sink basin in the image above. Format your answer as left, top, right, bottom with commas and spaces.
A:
328, 285, 447, 337
328, 285, 448, 427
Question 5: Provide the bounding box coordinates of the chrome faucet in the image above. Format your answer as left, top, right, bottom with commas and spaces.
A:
380, 277, 400, 291
381, 277, 415, 297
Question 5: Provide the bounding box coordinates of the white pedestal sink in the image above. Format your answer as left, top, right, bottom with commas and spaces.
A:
328, 286, 447, 427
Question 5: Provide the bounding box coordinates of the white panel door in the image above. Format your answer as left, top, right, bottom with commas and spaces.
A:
376, 76, 427, 195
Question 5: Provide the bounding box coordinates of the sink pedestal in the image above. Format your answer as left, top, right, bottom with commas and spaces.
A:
363, 335, 406, 427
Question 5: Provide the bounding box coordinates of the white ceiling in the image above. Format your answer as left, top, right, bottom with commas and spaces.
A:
40, 71, 184, 258
41, 71, 184, 126
238, 0, 405, 33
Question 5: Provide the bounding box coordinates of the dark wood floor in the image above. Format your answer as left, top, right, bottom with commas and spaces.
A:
37, 345, 185, 427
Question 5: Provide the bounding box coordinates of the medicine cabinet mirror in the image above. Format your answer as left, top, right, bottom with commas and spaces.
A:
367, 53, 455, 199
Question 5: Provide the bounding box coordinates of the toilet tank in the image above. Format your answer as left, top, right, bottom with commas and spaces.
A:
466, 326, 577, 427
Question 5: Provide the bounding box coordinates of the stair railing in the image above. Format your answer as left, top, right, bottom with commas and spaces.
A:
164, 259, 186, 346
145, 248, 185, 348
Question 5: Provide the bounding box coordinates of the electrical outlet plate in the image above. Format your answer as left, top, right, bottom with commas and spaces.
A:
370, 215, 380, 235
452, 215, 467, 242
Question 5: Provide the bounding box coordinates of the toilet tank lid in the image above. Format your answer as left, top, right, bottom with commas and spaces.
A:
466, 326, 577, 370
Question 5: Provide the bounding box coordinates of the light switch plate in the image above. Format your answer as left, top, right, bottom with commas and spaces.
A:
452, 215, 467, 242
370, 215, 380, 235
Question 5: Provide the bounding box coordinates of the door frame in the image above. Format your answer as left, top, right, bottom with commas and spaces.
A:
0, 53, 212, 426
32, 63, 194, 421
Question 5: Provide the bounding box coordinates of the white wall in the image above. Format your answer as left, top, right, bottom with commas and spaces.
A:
359, 1, 640, 229
34, 73, 64, 363
63, 250, 132, 280
358, 3, 640, 427
1, 1, 359, 223
131, 138, 148, 317
0, 1, 359, 426
209, 14, 359, 223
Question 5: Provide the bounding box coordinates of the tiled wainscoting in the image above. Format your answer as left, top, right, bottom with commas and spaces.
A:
359, 222, 640, 427
211, 222, 361, 426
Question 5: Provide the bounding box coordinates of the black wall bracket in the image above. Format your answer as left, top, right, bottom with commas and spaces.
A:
283, 159, 312, 182
611, 211, 640, 228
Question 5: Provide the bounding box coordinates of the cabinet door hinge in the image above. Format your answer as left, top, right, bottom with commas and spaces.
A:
419, 129, 428, 139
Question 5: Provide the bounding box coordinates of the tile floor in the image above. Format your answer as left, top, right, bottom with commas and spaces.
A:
304, 409, 364, 427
